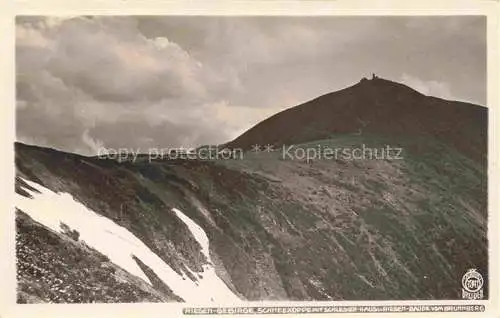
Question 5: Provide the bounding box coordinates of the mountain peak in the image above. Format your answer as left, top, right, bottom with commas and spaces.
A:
226, 77, 486, 163
354, 75, 422, 96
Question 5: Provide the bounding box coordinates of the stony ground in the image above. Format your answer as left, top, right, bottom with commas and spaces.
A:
16, 210, 178, 303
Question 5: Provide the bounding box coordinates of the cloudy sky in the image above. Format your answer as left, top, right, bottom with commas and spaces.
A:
16, 16, 486, 155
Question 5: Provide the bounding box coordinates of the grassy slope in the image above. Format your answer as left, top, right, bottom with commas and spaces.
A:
14, 133, 487, 301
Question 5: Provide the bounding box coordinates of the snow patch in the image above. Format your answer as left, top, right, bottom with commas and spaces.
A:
172, 208, 240, 302
15, 178, 240, 303
16, 179, 152, 284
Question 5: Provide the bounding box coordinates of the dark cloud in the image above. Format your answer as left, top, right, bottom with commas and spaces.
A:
16, 16, 486, 155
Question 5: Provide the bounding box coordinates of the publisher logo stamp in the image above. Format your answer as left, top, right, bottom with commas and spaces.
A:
461, 269, 484, 300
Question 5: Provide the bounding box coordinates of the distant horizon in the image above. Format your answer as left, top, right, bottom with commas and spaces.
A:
14, 75, 487, 157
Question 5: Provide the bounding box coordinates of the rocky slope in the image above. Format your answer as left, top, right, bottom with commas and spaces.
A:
14, 77, 488, 303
